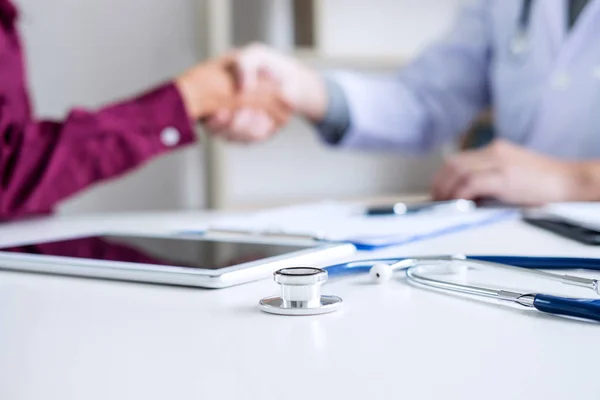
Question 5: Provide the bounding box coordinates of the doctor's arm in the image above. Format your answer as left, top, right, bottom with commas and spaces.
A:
207, 0, 492, 152
431, 139, 600, 205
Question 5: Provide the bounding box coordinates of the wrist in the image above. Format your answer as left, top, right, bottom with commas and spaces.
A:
295, 64, 327, 123
175, 75, 201, 120
567, 162, 600, 201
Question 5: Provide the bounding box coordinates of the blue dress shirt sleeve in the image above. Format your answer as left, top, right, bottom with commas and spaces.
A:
317, 0, 492, 153
315, 75, 352, 145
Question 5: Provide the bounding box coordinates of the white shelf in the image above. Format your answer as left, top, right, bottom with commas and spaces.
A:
294, 49, 406, 70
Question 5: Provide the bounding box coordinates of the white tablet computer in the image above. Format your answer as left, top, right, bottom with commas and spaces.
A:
0, 234, 355, 288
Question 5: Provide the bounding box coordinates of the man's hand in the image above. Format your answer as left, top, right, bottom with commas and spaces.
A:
205, 43, 328, 142
174, 54, 291, 132
432, 140, 584, 205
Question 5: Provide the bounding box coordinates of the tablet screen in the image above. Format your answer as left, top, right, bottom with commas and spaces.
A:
0, 235, 314, 270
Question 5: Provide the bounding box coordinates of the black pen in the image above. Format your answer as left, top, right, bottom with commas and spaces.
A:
365, 199, 476, 216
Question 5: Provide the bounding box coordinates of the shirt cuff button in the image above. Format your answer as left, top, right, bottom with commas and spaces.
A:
160, 127, 181, 147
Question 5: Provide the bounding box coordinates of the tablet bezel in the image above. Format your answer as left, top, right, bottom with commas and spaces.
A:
0, 233, 356, 288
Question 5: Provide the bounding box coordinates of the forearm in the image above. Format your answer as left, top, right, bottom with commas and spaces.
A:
309, 70, 431, 150
0, 83, 195, 220
322, 71, 433, 152
308, 0, 491, 152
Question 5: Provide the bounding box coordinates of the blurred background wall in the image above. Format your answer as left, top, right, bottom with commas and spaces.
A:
14, 0, 462, 213
15, 0, 206, 213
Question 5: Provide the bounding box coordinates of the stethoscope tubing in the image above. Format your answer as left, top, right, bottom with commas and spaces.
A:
405, 265, 600, 322
325, 255, 600, 277
324, 255, 600, 322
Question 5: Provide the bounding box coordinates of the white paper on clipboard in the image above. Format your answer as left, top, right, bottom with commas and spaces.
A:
206, 201, 516, 249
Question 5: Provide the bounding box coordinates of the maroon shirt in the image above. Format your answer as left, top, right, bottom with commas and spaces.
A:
0, 0, 196, 220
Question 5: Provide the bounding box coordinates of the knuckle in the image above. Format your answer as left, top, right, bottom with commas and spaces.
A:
249, 129, 268, 141
462, 175, 476, 190
255, 132, 270, 142
489, 140, 506, 155
456, 183, 475, 200
446, 158, 464, 175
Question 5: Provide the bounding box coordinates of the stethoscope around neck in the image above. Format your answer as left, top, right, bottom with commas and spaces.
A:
509, 0, 534, 59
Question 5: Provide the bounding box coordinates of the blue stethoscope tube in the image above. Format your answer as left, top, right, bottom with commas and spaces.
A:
325, 255, 600, 276
324, 256, 600, 323
509, 0, 534, 59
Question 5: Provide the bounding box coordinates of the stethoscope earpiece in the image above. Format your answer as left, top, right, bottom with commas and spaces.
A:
368, 255, 468, 284
369, 263, 394, 284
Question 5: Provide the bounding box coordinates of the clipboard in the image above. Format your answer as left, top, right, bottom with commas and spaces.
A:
187, 202, 517, 251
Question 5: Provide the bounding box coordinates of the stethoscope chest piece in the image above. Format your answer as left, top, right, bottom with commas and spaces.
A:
259, 267, 342, 316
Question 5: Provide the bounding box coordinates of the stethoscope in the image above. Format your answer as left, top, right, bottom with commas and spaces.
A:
509, 0, 534, 59
258, 255, 600, 322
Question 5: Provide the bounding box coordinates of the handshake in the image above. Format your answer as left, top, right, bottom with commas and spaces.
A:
175, 44, 326, 142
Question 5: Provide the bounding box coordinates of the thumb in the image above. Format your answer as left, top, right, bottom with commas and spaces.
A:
234, 46, 272, 92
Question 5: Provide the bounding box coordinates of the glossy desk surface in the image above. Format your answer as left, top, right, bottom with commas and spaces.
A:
1, 211, 599, 400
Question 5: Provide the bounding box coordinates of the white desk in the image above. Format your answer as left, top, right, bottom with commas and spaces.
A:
1, 212, 599, 400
